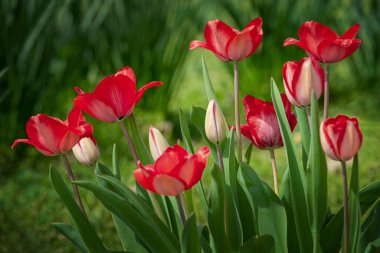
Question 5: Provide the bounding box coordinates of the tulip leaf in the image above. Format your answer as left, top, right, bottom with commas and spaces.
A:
112, 144, 121, 180
346, 155, 361, 253
240, 234, 275, 253
237, 180, 256, 241
238, 163, 287, 253
198, 225, 213, 253
223, 129, 238, 201
181, 213, 201, 253
295, 106, 310, 170
270, 79, 313, 253
359, 202, 380, 253
75, 181, 180, 253
201, 55, 216, 102
225, 185, 243, 251
208, 165, 228, 253
244, 143, 253, 165
95, 163, 149, 253
49, 167, 108, 253
309, 92, 328, 250
52, 223, 89, 253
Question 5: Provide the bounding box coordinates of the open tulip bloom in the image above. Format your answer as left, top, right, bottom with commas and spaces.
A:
134, 144, 210, 196
73, 66, 163, 123
11, 17, 379, 253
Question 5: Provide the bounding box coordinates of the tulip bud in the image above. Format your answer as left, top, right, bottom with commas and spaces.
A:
282, 57, 324, 107
320, 115, 363, 161
72, 137, 99, 165
149, 127, 170, 161
205, 99, 227, 144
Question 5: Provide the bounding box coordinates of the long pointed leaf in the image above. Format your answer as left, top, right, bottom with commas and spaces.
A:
52, 223, 89, 253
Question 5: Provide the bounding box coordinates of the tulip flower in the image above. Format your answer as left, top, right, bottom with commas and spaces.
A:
134, 144, 210, 196
149, 126, 170, 161
284, 21, 361, 63
12, 107, 93, 156
73, 66, 163, 123
320, 115, 362, 161
72, 137, 99, 165
282, 57, 324, 107
205, 99, 227, 144
239, 94, 297, 149
189, 18, 263, 61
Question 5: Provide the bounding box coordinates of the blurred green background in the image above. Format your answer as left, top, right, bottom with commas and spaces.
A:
1, 0, 379, 252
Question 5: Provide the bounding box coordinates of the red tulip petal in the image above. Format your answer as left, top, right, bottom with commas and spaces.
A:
130, 81, 163, 115
204, 19, 236, 60
26, 114, 71, 154
59, 131, 80, 153
152, 174, 186, 196
154, 144, 188, 174
94, 75, 136, 119
340, 24, 360, 39
73, 93, 119, 122
226, 26, 263, 61
282, 61, 300, 106
11, 139, 55, 156
242, 95, 266, 116
189, 40, 229, 61
240, 124, 254, 142
134, 168, 156, 193
115, 66, 136, 84
75, 87, 85, 94
317, 39, 361, 63
284, 38, 301, 47
194, 146, 210, 167
243, 17, 263, 30
170, 156, 198, 188
67, 107, 93, 137
296, 21, 338, 58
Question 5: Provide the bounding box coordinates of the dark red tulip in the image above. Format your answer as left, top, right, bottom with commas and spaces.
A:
12, 107, 93, 156
239, 94, 297, 149
284, 21, 361, 63
134, 144, 210, 196
320, 115, 362, 161
282, 57, 324, 107
190, 18, 263, 61
73, 66, 163, 123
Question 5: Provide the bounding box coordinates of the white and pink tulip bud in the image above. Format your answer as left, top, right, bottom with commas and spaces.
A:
149, 127, 170, 161
282, 57, 324, 107
72, 137, 99, 165
320, 115, 363, 161
205, 99, 227, 144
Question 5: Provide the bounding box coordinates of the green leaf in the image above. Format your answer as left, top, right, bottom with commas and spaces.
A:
49, 167, 108, 253
201, 56, 216, 102
238, 163, 287, 253
237, 181, 256, 241
270, 79, 313, 253
244, 143, 253, 165
225, 185, 243, 251
240, 235, 275, 253
75, 181, 180, 253
223, 130, 238, 201
52, 223, 89, 253
359, 181, 380, 214
295, 106, 310, 170
182, 213, 201, 253
112, 144, 121, 180
347, 155, 361, 253
95, 163, 149, 253
208, 165, 228, 253
309, 92, 328, 251
198, 225, 213, 253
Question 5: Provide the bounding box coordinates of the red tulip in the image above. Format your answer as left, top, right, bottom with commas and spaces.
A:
190, 18, 263, 61
282, 57, 324, 107
12, 107, 93, 156
320, 115, 362, 161
239, 94, 297, 149
284, 21, 361, 63
73, 66, 163, 123
134, 144, 210, 196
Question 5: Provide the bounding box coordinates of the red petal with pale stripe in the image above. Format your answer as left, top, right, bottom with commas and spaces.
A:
73, 93, 118, 122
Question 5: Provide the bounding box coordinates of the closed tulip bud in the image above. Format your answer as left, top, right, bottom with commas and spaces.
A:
205, 100, 227, 144
72, 137, 99, 165
149, 127, 170, 161
282, 57, 324, 107
320, 115, 363, 161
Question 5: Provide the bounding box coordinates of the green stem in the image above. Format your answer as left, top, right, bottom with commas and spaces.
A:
176, 194, 186, 225
216, 144, 225, 174
119, 121, 138, 164
341, 161, 349, 253
269, 149, 279, 195
62, 154, 87, 215
234, 61, 242, 162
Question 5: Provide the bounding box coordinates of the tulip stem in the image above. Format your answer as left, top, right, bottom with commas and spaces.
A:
323, 64, 329, 120
234, 61, 242, 162
341, 161, 349, 253
176, 194, 186, 225
216, 145, 225, 174
62, 154, 87, 215
119, 121, 138, 164
269, 149, 279, 195
306, 107, 312, 129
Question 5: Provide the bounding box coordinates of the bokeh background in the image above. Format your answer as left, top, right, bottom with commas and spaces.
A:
1, 0, 379, 252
